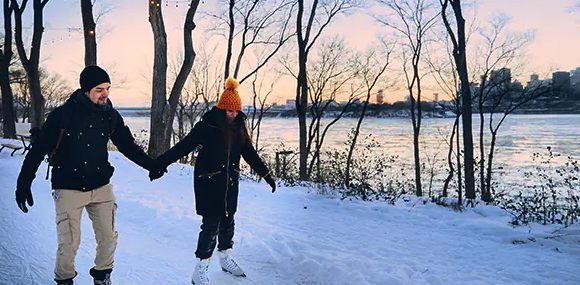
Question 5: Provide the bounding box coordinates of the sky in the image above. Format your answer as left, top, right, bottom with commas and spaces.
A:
4, 0, 580, 107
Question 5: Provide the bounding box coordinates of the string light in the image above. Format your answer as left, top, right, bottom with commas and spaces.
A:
152, 0, 204, 9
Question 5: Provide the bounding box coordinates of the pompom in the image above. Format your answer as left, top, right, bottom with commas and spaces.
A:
225, 78, 238, 91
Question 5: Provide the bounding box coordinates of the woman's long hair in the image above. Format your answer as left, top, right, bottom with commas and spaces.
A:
215, 109, 252, 152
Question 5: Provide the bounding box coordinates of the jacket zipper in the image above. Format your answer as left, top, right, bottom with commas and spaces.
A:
224, 150, 231, 218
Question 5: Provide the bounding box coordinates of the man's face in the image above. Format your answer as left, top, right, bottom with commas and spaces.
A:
86, 82, 110, 106
226, 110, 239, 123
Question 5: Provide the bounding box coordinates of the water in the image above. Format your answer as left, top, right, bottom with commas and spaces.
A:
122, 114, 580, 190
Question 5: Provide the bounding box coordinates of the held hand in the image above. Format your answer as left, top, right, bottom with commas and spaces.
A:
15, 187, 34, 213
149, 167, 167, 181
264, 175, 276, 193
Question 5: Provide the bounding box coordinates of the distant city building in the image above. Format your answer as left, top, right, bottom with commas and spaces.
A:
376, 90, 384, 104
433, 92, 439, 102
527, 74, 542, 89
570, 68, 580, 98
552, 71, 571, 100
489, 68, 511, 86
285, 99, 296, 107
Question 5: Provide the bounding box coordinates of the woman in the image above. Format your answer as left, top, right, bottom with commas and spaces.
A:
150, 78, 276, 285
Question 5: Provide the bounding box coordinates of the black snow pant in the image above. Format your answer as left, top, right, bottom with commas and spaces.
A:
195, 214, 235, 259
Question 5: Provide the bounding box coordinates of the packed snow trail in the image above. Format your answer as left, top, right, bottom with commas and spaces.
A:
1, 145, 578, 285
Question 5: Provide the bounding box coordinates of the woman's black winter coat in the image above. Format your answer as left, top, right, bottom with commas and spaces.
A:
157, 107, 270, 217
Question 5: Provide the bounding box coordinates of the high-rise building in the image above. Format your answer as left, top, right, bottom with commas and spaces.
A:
376, 89, 384, 104
490, 68, 511, 85
552, 71, 571, 100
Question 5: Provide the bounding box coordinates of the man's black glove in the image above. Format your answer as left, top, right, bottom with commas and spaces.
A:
15, 187, 34, 213
264, 174, 276, 193
149, 164, 168, 181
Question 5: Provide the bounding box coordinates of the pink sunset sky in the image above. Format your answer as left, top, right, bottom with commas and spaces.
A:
6, 0, 580, 107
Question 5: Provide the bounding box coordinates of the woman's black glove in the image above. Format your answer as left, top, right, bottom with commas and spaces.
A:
264, 174, 276, 193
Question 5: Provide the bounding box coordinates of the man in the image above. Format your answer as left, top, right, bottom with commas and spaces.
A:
15, 65, 158, 285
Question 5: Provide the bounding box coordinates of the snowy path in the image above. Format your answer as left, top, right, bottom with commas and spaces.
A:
0, 146, 579, 285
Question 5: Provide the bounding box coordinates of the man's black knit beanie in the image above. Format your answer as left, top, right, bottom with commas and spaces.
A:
80, 65, 111, 92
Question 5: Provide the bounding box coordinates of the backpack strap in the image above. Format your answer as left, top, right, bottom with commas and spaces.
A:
45, 103, 75, 180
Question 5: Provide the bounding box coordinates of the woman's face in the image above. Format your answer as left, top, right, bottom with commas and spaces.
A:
226, 110, 239, 122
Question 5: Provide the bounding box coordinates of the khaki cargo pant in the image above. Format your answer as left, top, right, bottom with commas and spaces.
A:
53, 184, 118, 281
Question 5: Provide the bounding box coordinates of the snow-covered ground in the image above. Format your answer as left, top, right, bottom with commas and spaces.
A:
0, 139, 579, 285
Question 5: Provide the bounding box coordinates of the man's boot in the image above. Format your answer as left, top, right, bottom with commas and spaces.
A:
89, 268, 112, 285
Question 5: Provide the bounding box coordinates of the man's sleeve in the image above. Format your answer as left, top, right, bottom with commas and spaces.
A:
17, 110, 61, 189
110, 111, 154, 170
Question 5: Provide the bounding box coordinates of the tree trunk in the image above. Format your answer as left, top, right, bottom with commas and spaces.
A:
483, 131, 497, 202
451, 0, 475, 200
296, 0, 309, 181
148, 0, 168, 158
224, 0, 235, 79
81, 0, 97, 66
441, 114, 459, 197
345, 93, 371, 187
28, 70, 44, 128
456, 115, 462, 205
148, 0, 199, 158
12, 0, 49, 129
1, 0, 16, 138
442, 0, 474, 200
297, 67, 308, 180
410, 90, 422, 197
164, 0, 200, 150
478, 87, 486, 199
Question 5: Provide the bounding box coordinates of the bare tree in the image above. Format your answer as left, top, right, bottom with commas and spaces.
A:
469, 16, 534, 201
42, 71, 72, 111
208, 0, 296, 82
296, 0, 361, 180
345, 41, 393, 187
10, 67, 71, 120
188, 41, 223, 112
148, 0, 201, 158
81, 0, 97, 66
425, 36, 461, 198
440, 0, 478, 200
1, 0, 17, 138
248, 71, 275, 150
304, 37, 357, 179
11, 0, 50, 128
375, 0, 439, 196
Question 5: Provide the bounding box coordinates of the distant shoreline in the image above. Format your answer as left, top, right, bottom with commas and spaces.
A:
116, 108, 580, 118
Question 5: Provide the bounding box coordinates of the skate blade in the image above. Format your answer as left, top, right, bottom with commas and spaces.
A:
221, 268, 247, 277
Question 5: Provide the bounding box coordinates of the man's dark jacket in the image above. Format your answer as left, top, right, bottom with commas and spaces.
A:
156, 107, 270, 217
17, 89, 153, 192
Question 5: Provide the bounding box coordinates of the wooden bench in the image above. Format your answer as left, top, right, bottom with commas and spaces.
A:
0, 143, 23, 156
16, 133, 32, 155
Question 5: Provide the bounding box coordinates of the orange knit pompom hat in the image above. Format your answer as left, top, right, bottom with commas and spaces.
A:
217, 78, 242, 111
